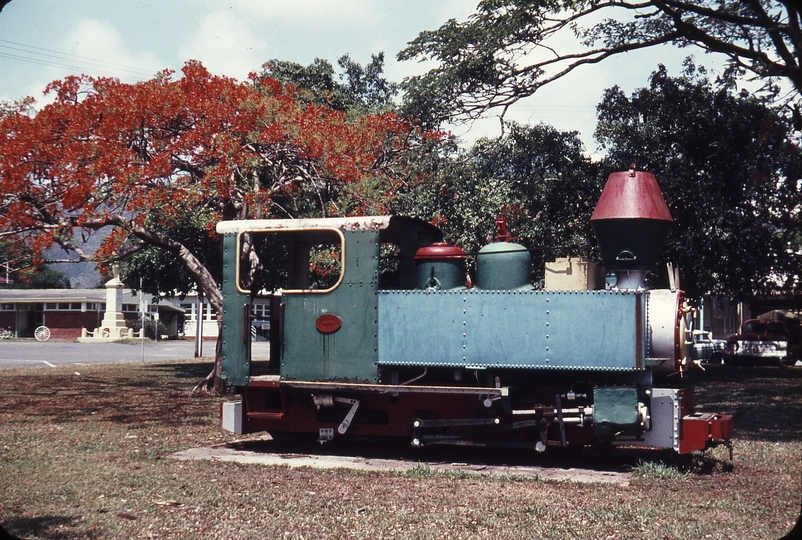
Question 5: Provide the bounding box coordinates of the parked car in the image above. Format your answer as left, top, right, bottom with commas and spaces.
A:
725, 319, 788, 365
686, 329, 727, 364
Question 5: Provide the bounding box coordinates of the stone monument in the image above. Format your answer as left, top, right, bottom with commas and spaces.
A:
79, 264, 134, 341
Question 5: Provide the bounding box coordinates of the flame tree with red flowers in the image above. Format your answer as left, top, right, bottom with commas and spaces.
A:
0, 60, 425, 391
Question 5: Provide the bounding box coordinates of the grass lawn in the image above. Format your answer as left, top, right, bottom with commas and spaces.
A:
0, 359, 799, 539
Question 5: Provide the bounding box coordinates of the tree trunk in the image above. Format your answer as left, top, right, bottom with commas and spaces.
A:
125, 223, 226, 393
85, 217, 230, 394
192, 325, 227, 394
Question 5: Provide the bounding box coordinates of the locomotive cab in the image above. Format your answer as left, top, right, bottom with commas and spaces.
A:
218, 216, 443, 385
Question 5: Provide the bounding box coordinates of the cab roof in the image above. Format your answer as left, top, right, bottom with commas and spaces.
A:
216, 215, 444, 245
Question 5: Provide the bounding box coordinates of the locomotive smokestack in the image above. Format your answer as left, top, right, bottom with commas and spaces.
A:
590, 166, 673, 290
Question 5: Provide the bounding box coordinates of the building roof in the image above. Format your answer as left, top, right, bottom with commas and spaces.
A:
0, 288, 185, 313
0, 289, 105, 303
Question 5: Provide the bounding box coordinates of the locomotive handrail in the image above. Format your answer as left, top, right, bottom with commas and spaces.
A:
242, 303, 250, 344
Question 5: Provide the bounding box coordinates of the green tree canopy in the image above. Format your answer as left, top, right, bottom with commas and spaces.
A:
122, 207, 222, 300
395, 122, 601, 282
261, 53, 398, 115
595, 64, 802, 300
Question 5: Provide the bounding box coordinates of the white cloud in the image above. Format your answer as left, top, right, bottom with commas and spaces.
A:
62, 18, 164, 82
182, 0, 480, 83
12, 18, 165, 106
178, 10, 271, 81
2, 0, 700, 147
226, 0, 384, 29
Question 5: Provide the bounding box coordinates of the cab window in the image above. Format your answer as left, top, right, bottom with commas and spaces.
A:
237, 229, 343, 294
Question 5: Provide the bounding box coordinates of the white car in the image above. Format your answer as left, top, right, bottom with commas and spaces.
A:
686, 330, 727, 364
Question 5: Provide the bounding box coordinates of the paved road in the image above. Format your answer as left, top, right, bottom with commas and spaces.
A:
0, 340, 270, 369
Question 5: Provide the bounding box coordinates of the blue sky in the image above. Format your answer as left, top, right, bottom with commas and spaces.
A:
0, 0, 695, 150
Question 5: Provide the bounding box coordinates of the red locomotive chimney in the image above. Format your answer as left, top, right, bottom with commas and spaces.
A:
590, 166, 673, 289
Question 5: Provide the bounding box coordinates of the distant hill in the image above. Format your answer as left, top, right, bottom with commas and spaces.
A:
46, 228, 108, 288
49, 260, 103, 289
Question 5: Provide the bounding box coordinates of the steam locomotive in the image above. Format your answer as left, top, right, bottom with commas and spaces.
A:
217, 168, 732, 455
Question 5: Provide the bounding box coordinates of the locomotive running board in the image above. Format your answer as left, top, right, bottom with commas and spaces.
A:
274, 380, 507, 398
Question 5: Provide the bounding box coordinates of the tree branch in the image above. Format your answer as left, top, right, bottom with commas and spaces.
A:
400, 0, 802, 123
